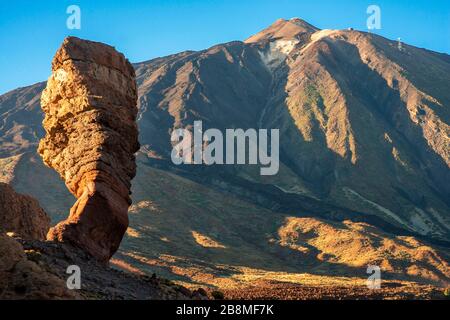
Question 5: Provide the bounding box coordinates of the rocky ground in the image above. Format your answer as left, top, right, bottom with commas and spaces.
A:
0, 234, 205, 299
1, 21, 449, 299
1, 188, 447, 300
216, 280, 449, 300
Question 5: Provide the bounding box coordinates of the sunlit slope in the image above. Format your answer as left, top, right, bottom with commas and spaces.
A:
113, 162, 449, 287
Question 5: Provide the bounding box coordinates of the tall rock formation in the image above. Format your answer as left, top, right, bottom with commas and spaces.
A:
38, 37, 139, 262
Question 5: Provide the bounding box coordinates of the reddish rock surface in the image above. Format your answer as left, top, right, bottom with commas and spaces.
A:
38, 37, 139, 262
0, 182, 50, 240
0, 234, 76, 299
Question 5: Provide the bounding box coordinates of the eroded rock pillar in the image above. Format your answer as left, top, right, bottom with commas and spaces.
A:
38, 37, 139, 262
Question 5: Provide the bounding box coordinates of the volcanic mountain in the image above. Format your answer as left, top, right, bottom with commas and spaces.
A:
1, 18, 449, 290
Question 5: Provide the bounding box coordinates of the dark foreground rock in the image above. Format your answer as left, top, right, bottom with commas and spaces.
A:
1, 233, 205, 300
0, 182, 50, 240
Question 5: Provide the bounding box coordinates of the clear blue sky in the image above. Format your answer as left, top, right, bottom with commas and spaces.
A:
0, 0, 449, 94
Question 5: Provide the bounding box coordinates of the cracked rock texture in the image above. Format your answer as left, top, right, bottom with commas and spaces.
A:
38, 37, 139, 262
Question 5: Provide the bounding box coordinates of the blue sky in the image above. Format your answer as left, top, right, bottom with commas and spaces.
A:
0, 0, 449, 94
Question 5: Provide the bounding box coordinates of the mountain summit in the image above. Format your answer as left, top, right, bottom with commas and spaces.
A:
245, 18, 319, 43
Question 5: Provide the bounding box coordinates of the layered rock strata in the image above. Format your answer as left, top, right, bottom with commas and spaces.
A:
38, 37, 139, 262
